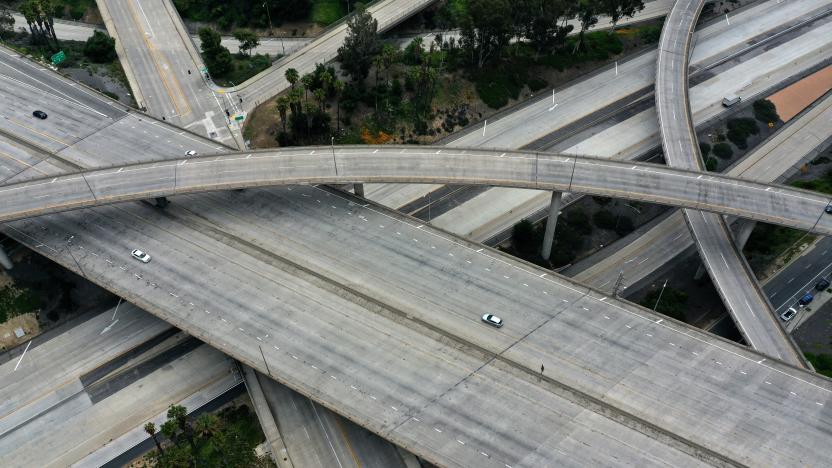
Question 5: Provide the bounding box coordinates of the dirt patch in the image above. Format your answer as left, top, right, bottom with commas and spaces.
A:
0, 313, 39, 351
768, 65, 832, 122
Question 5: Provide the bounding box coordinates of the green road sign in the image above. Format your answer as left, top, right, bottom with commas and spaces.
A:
234, 115, 245, 121
51, 50, 65, 65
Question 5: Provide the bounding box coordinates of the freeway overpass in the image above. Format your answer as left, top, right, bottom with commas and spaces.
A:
2, 146, 832, 236
654, 0, 807, 367
572, 83, 832, 323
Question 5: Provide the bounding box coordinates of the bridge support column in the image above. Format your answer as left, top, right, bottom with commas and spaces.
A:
353, 183, 365, 198
694, 263, 706, 281
541, 191, 563, 261
734, 220, 757, 251
0, 244, 12, 270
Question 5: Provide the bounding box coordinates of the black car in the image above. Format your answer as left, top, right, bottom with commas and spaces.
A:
816, 278, 830, 291
32, 110, 47, 119
826, 205, 832, 214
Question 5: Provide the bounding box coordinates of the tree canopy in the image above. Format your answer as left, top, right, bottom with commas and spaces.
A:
337, 5, 379, 82
199, 27, 233, 78
84, 30, 117, 63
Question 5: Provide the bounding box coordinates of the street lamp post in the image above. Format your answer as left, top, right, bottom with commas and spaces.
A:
653, 279, 669, 311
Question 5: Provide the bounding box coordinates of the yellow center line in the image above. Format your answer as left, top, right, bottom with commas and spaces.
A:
126, 0, 188, 117
5, 117, 72, 147
0, 149, 49, 177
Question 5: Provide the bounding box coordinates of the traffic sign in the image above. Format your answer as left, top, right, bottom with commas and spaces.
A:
51, 50, 65, 65
234, 114, 245, 121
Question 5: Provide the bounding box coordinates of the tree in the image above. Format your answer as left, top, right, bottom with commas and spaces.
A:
599, 0, 644, 32
285, 67, 299, 88
337, 5, 380, 81
458, 0, 513, 68
301, 72, 314, 102
313, 88, 326, 111
19, 0, 60, 48
84, 30, 117, 63
333, 79, 345, 132
276, 96, 290, 132
198, 27, 233, 78
575, 0, 599, 52
0, 6, 14, 39
144, 422, 164, 455
233, 28, 259, 56
753, 99, 779, 124
713, 142, 733, 159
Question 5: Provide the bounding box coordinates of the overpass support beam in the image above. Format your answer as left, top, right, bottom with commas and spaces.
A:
541, 191, 563, 261
354, 183, 365, 198
0, 244, 12, 270
734, 220, 757, 251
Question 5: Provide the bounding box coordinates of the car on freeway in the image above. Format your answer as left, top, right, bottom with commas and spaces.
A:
826, 205, 832, 214
185, 150, 197, 156
816, 278, 830, 291
798, 293, 814, 307
481, 314, 503, 328
780, 307, 798, 322
131, 249, 151, 263
32, 110, 47, 119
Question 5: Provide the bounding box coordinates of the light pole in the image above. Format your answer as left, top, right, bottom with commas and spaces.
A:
653, 279, 669, 311
263, 1, 274, 36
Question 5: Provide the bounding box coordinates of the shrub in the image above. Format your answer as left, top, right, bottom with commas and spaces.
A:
726, 117, 759, 149
512, 219, 540, 257
752, 99, 779, 124
699, 141, 711, 157
593, 210, 616, 230
592, 196, 612, 206
528, 77, 548, 92
639, 287, 688, 322
614, 216, 634, 236
705, 156, 718, 171
713, 142, 733, 159
566, 210, 592, 235
83, 30, 116, 63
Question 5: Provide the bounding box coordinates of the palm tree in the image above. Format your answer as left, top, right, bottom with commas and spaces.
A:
275, 96, 289, 132
313, 88, 326, 112
285, 68, 299, 89
167, 405, 198, 458
194, 413, 222, 440
301, 73, 314, 103
144, 422, 164, 455
333, 79, 345, 133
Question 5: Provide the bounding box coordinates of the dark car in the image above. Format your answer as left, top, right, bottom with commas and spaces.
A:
826, 205, 832, 214
32, 110, 47, 119
816, 278, 830, 291
798, 293, 814, 307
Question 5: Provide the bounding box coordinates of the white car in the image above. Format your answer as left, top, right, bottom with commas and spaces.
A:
481, 314, 503, 328
185, 150, 197, 156
780, 307, 797, 322
131, 249, 151, 263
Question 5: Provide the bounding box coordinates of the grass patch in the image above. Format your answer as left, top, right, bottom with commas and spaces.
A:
639, 287, 688, 322
0, 286, 38, 324
793, 169, 832, 195
805, 353, 832, 379
311, 0, 345, 25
